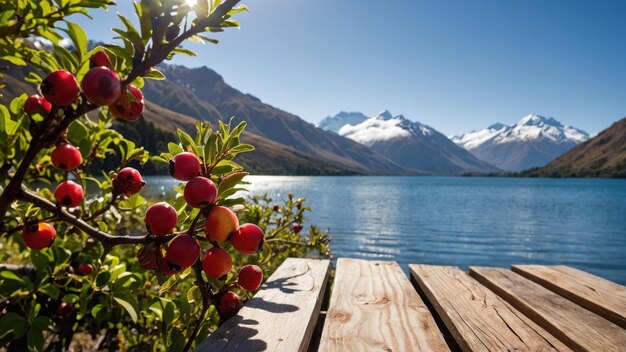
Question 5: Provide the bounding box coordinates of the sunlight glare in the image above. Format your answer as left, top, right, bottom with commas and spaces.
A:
185, 0, 197, 6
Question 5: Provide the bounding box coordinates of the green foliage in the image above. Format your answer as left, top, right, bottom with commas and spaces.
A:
0, 1, 332, 351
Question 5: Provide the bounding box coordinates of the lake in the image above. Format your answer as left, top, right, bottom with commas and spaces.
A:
143, 176, 626, 285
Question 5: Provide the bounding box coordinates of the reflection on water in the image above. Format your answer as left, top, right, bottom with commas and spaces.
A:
143, 175, 626, 284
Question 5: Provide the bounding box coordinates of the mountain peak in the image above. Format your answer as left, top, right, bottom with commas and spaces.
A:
452, 114, 589, 171
518, 114, 562, 128
488, 122, 508, 130
317, 111, 368, 133
375, 110, 394, 120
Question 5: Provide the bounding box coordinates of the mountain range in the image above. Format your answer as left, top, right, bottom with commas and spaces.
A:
451, 114, 589, 171
1, 64, 407, 175
523, 117, 626, 178
319, 110, 499, 174
2, 61, 622, 177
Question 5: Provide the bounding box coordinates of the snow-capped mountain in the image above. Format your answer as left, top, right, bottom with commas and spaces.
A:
319, 110, 499, 175
451, 114, 590, 171
318, 111, 368, 133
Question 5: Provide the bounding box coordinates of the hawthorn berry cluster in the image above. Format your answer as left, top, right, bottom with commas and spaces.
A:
136, 151, 266, 318
20, 51, 148, 252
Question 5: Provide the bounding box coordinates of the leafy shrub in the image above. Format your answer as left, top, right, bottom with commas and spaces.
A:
0, 1, 330, 351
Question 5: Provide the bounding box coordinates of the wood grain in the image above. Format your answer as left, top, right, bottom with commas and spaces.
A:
196, 258, 330, 352
470, 266, 626, 352
512, 265, 626, 328
318, 259, 449, 352
410, 264, 570, 352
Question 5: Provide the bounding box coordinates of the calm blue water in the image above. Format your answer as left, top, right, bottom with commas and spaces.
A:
143, 176, 626, 285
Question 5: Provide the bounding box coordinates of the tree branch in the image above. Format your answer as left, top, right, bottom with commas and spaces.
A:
16, 187, 174, 245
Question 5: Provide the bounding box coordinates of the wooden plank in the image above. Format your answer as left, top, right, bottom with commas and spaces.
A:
410, 264, 570, 352
512, 265, 626, 328
470, 267, 626, 352
196, 258, 330, 352
318, 259, 449, 352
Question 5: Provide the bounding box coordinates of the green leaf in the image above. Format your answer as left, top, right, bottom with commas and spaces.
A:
163, 301, 175, 325
65, 21, 88, 59
0, 312, 27, 339
0, 56, 27, 66
27, 326, 45, 351
91, 304, 108, 321
67, 119, 89, 144
229, 143, 255, 154
95, 271, 111, 288
168, 142, 184, 155
30, 251, 51, 272
186, 285, 202, 303
113, 293, 139, 322
218, 171, 248, 197
177, 129, 196, 150
0, 270, 25, 283
228, 5, 250, 16
204, 133, 218, 165
39, 283, 60, 299
144, 68, 166, 80
159, 274, 182, 293
32, 316, 54, 332
171, 47, 197, 57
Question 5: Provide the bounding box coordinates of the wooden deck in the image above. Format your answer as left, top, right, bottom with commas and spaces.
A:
197, 258, 626, 351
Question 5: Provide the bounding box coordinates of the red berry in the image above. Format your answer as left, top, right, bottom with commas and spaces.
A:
40, 70, 80, 106
272, 204, 280, 212
219, 291, 243, 318
77, 264, 93, 276
204, 206, 239, 243
169, 152, 201, 181
201, 247, 232, 280
81, 66, 121, 106
22, 222, 56, 250
57, 302, 73, 317
137, 245, 158, 270
145, 202, 178, 235
109, 85, 144, 121
89, 51, 112, 68
24, 94, 52, 116
237, 265, 263, 291
113, 167, 145, 196
156, 249, 179, 275
54, 180, 84, 208
231, 223, 265, 255
293, 223, 303, 234
184, 176, 217, 208
164, 234, 200, 271
51, 143, 82, 170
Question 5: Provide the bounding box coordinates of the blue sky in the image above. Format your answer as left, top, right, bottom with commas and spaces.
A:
74, 0, 626, 135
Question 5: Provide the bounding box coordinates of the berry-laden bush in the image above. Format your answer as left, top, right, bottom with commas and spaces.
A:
0, 1, 331, 351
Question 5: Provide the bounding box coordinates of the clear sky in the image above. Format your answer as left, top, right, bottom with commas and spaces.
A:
74, 0, 626, 136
